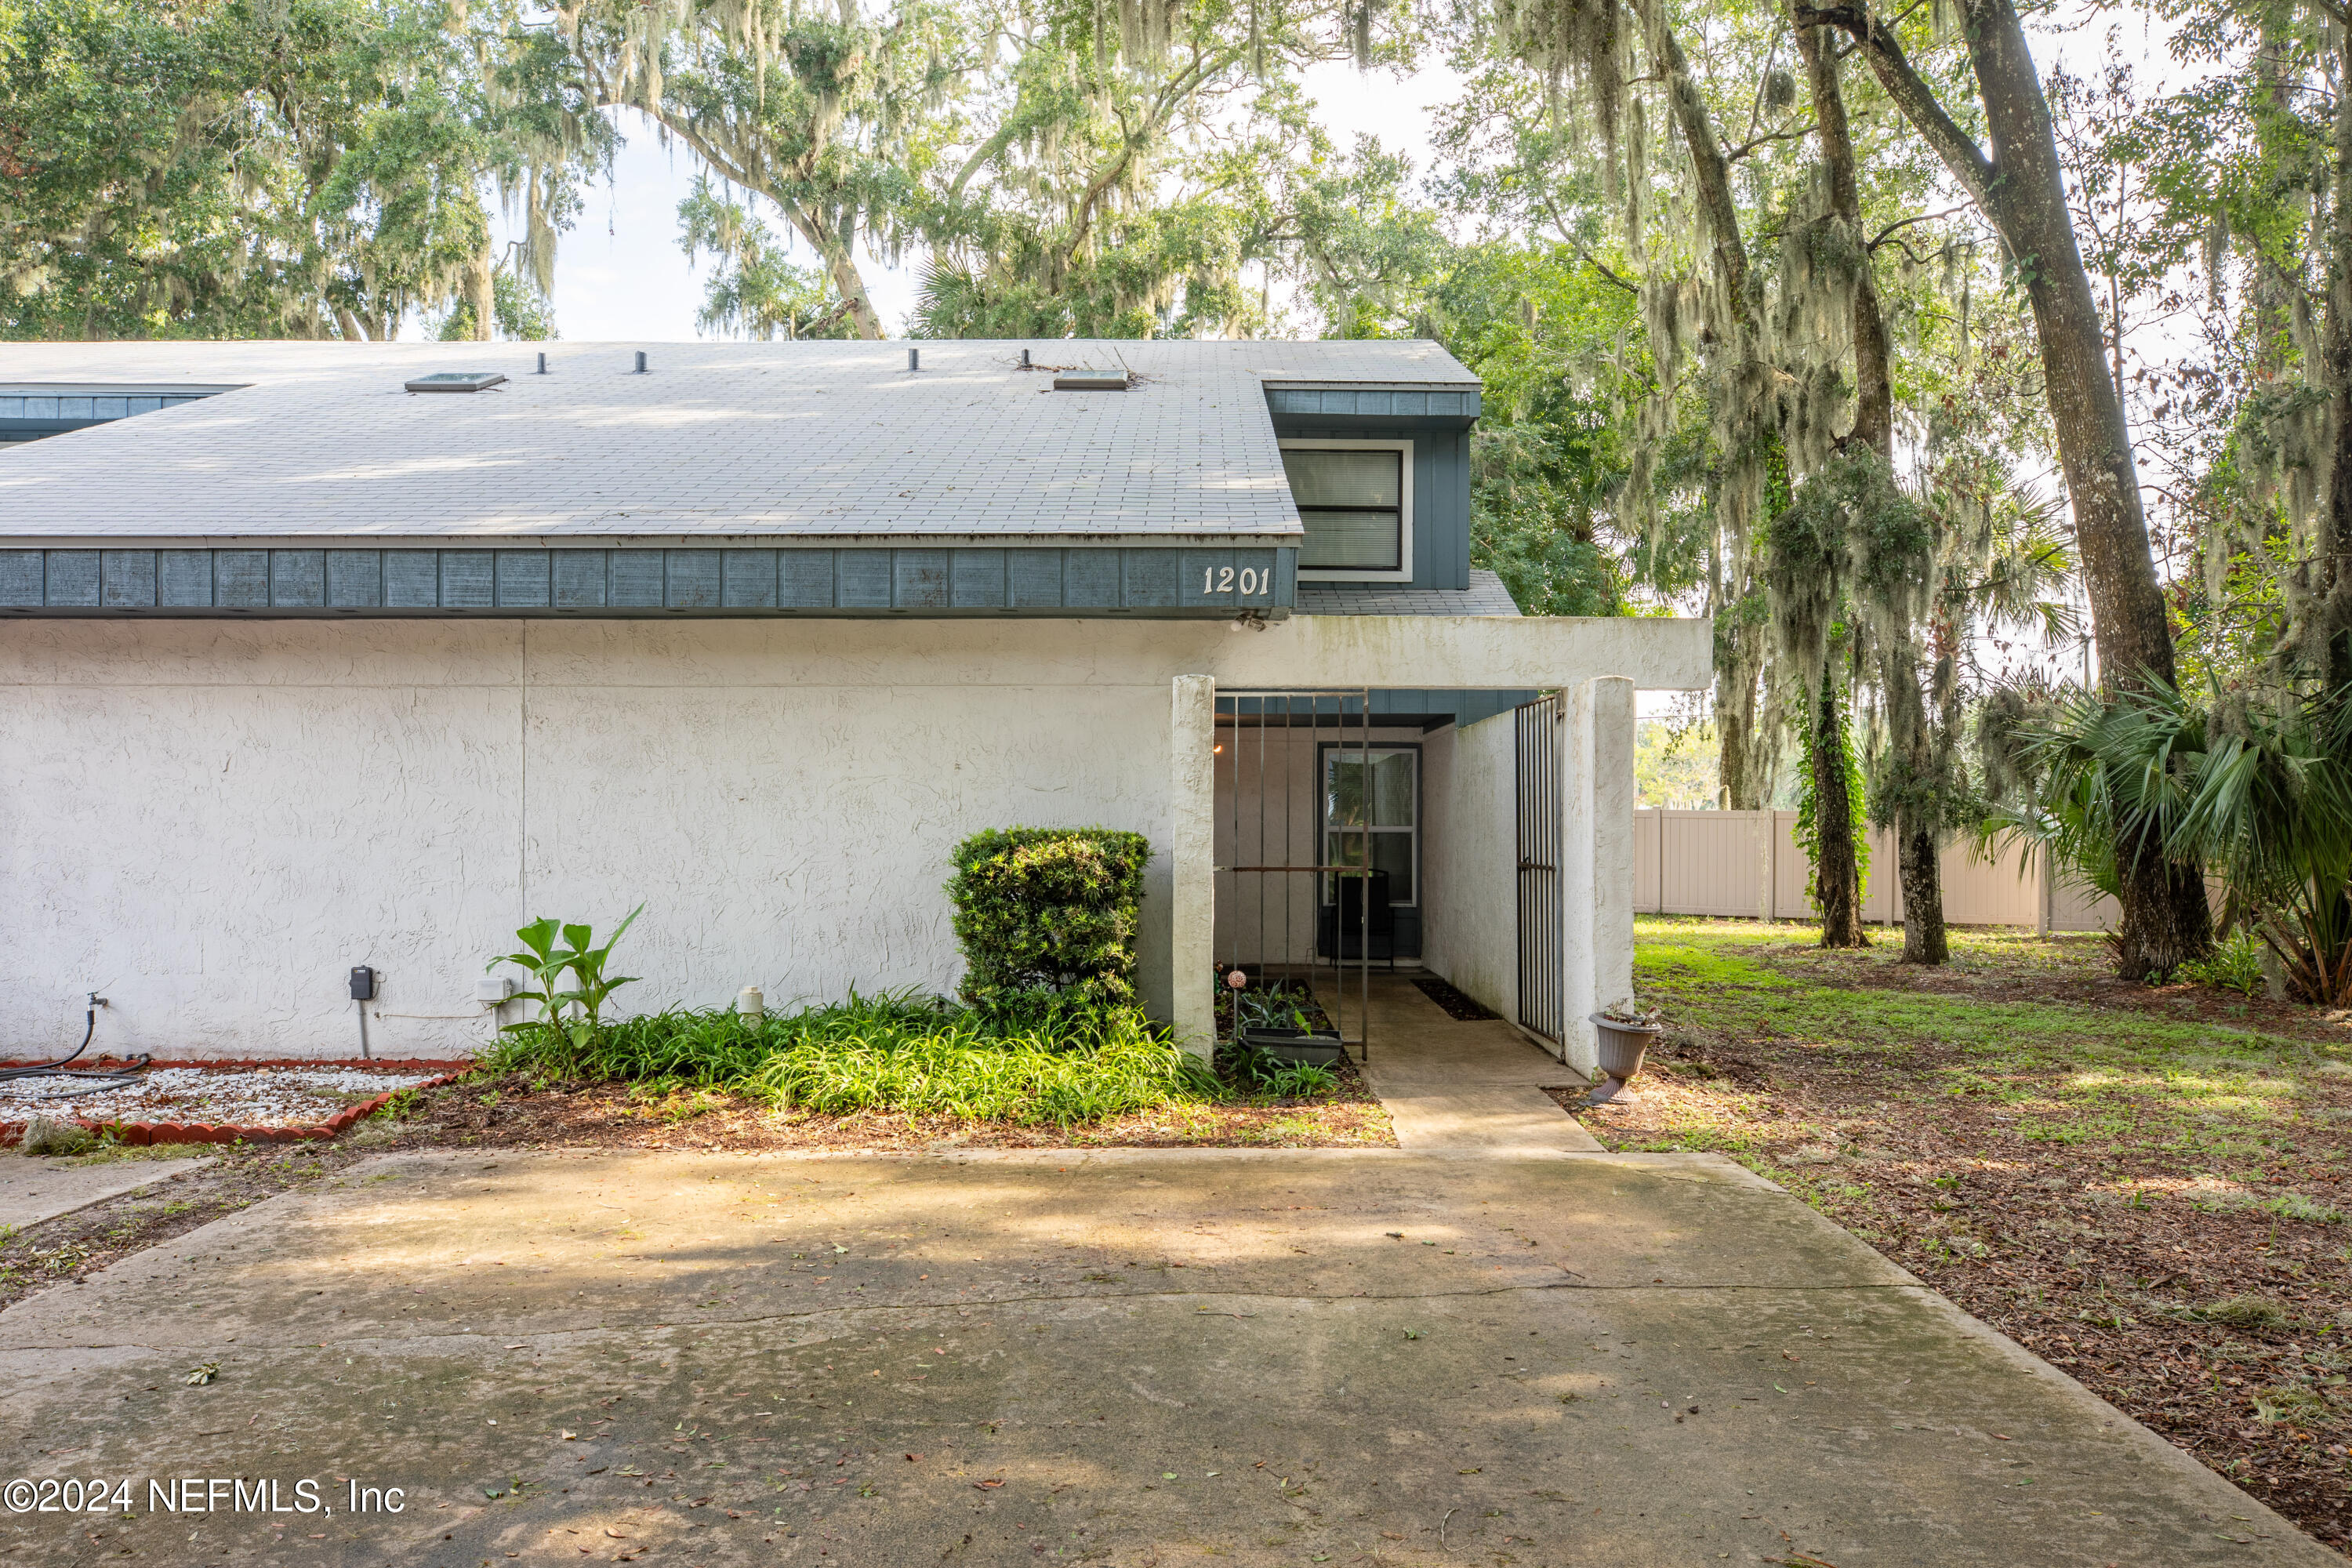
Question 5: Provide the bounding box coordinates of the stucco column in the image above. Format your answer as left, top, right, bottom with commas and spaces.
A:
1168, 674, 1218, 1058
1560, 685, 1598, 1076
1588, 676, 1637, 1020
1560, 675, 1635, 1079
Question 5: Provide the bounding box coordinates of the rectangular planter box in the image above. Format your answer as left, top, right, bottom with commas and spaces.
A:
1237, 1026, 1345, 1065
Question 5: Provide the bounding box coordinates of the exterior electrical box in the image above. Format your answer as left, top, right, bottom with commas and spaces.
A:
348, 965, 376, 1001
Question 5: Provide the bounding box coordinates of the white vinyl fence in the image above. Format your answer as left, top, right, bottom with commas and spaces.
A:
1632, 809, 2121, 932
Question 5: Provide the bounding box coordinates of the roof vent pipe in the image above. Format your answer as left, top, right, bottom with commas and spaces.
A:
535, 353, 548, 376
1020, 349, 1031, 368
633, 351, 648, 375
908, 347, 920, 372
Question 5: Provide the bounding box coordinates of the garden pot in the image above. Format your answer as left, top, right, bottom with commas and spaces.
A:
1238, 1026, 1345, 1066
1586, 1013, 1661, 1105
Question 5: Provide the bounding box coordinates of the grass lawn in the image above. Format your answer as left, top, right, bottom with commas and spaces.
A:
1583, 916, 2352, 1552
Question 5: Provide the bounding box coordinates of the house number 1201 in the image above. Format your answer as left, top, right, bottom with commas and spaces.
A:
1202, 567, 1263, 596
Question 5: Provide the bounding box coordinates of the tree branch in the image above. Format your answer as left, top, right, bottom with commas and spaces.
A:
1867, 205, 1971, 249
1797, 4, 1997, 215
1724, 122, 1819, 162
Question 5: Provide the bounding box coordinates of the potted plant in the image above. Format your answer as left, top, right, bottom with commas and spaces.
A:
1229, 972, 1344, 1065
1586, 1003, 1662, 1105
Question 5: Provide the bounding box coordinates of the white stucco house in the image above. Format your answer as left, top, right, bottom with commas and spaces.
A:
0, 339, 1710, 1073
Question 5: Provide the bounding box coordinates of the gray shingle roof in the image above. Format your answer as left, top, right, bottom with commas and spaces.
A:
1295, 570, 1522, 617
0, 339, 1477, 543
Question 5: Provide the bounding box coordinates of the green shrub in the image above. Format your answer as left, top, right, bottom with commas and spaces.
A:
2179, 927, 2266, 997
947, 828, 1150, 1019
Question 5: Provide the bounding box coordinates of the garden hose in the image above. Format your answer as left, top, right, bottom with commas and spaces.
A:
0, 996, 151, 1091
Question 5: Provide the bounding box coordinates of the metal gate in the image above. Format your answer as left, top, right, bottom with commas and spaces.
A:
1515, 693, 1565, 1053
1214, 690, 1374, 1059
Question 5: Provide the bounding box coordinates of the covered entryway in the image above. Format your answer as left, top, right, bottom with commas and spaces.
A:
1210, 690, 1383, 1054
1202, 680, 1634, 1079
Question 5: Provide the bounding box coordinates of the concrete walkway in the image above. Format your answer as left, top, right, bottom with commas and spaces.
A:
0, 1146, 2328, 1566
0, 1153, 214, 1232
1312, 971, 1605, 1153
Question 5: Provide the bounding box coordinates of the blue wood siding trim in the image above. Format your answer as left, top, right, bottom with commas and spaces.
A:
551, 550, 607, 608
952, 549, 1007, 608
611, 551, 663, 608
0, 547, 1297, 616
45, 551, 99, 607
328, 550, 383, 608
1264, 388, 1480, 419
217, 551, 269, 608
441, 551, 493, 609
159, 550, 212, 607
100, 550, 156, 608
495, 550, 551, 608
893, 549, 950, 609
0, 553, 43, 605
386, 551, 438, 608
0, 391, 220, 445
721, 550, 777, 609
1272, 419, 1472, 592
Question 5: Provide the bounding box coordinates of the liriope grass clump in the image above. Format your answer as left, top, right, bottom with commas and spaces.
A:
485, 991, 1211, 1126
741, 1001, 1210, 1124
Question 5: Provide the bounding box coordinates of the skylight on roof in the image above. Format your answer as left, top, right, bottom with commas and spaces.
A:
404, 372, 507, 394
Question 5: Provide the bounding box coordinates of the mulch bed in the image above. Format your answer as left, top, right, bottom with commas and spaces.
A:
1412, 975, 1501, 1021
1580, 999, 2352, 1553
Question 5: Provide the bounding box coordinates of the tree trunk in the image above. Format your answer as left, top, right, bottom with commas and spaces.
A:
1897, 815, 1947, 964
462, 250, 495, 342
1795, 20, 1891, 460
2324, 20, 2352, 695
819, 240, 887, 340
1965, 6, 2212, 975
1715, 615, 1772, 809
1658, 24, 1751, 317
1809, 683, 1868, 946
786, 207, 886, 340
1821, 0, 2209, 978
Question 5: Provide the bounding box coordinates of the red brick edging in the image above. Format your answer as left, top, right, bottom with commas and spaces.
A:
0, 1058, 474, 1148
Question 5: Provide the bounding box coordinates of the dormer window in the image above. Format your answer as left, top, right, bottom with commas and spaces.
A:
1281, 439, 1413, 582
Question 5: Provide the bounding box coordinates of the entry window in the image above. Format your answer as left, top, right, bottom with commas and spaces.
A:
1282, 444, 1408, 575
1323, 746, 1418, 904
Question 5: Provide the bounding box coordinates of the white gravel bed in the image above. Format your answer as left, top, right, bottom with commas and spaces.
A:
0, 1066, 438, 1127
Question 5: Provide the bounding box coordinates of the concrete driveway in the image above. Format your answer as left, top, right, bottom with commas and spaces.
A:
0, 1148, 2332, 1566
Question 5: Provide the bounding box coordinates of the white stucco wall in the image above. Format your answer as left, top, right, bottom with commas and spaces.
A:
2, 616, 1704, 1062
1421, 712, 1520, 1022
3, 622, 1208, 1059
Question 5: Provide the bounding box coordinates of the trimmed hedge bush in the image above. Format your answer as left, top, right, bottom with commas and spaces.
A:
947, 827, 1150, 1019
